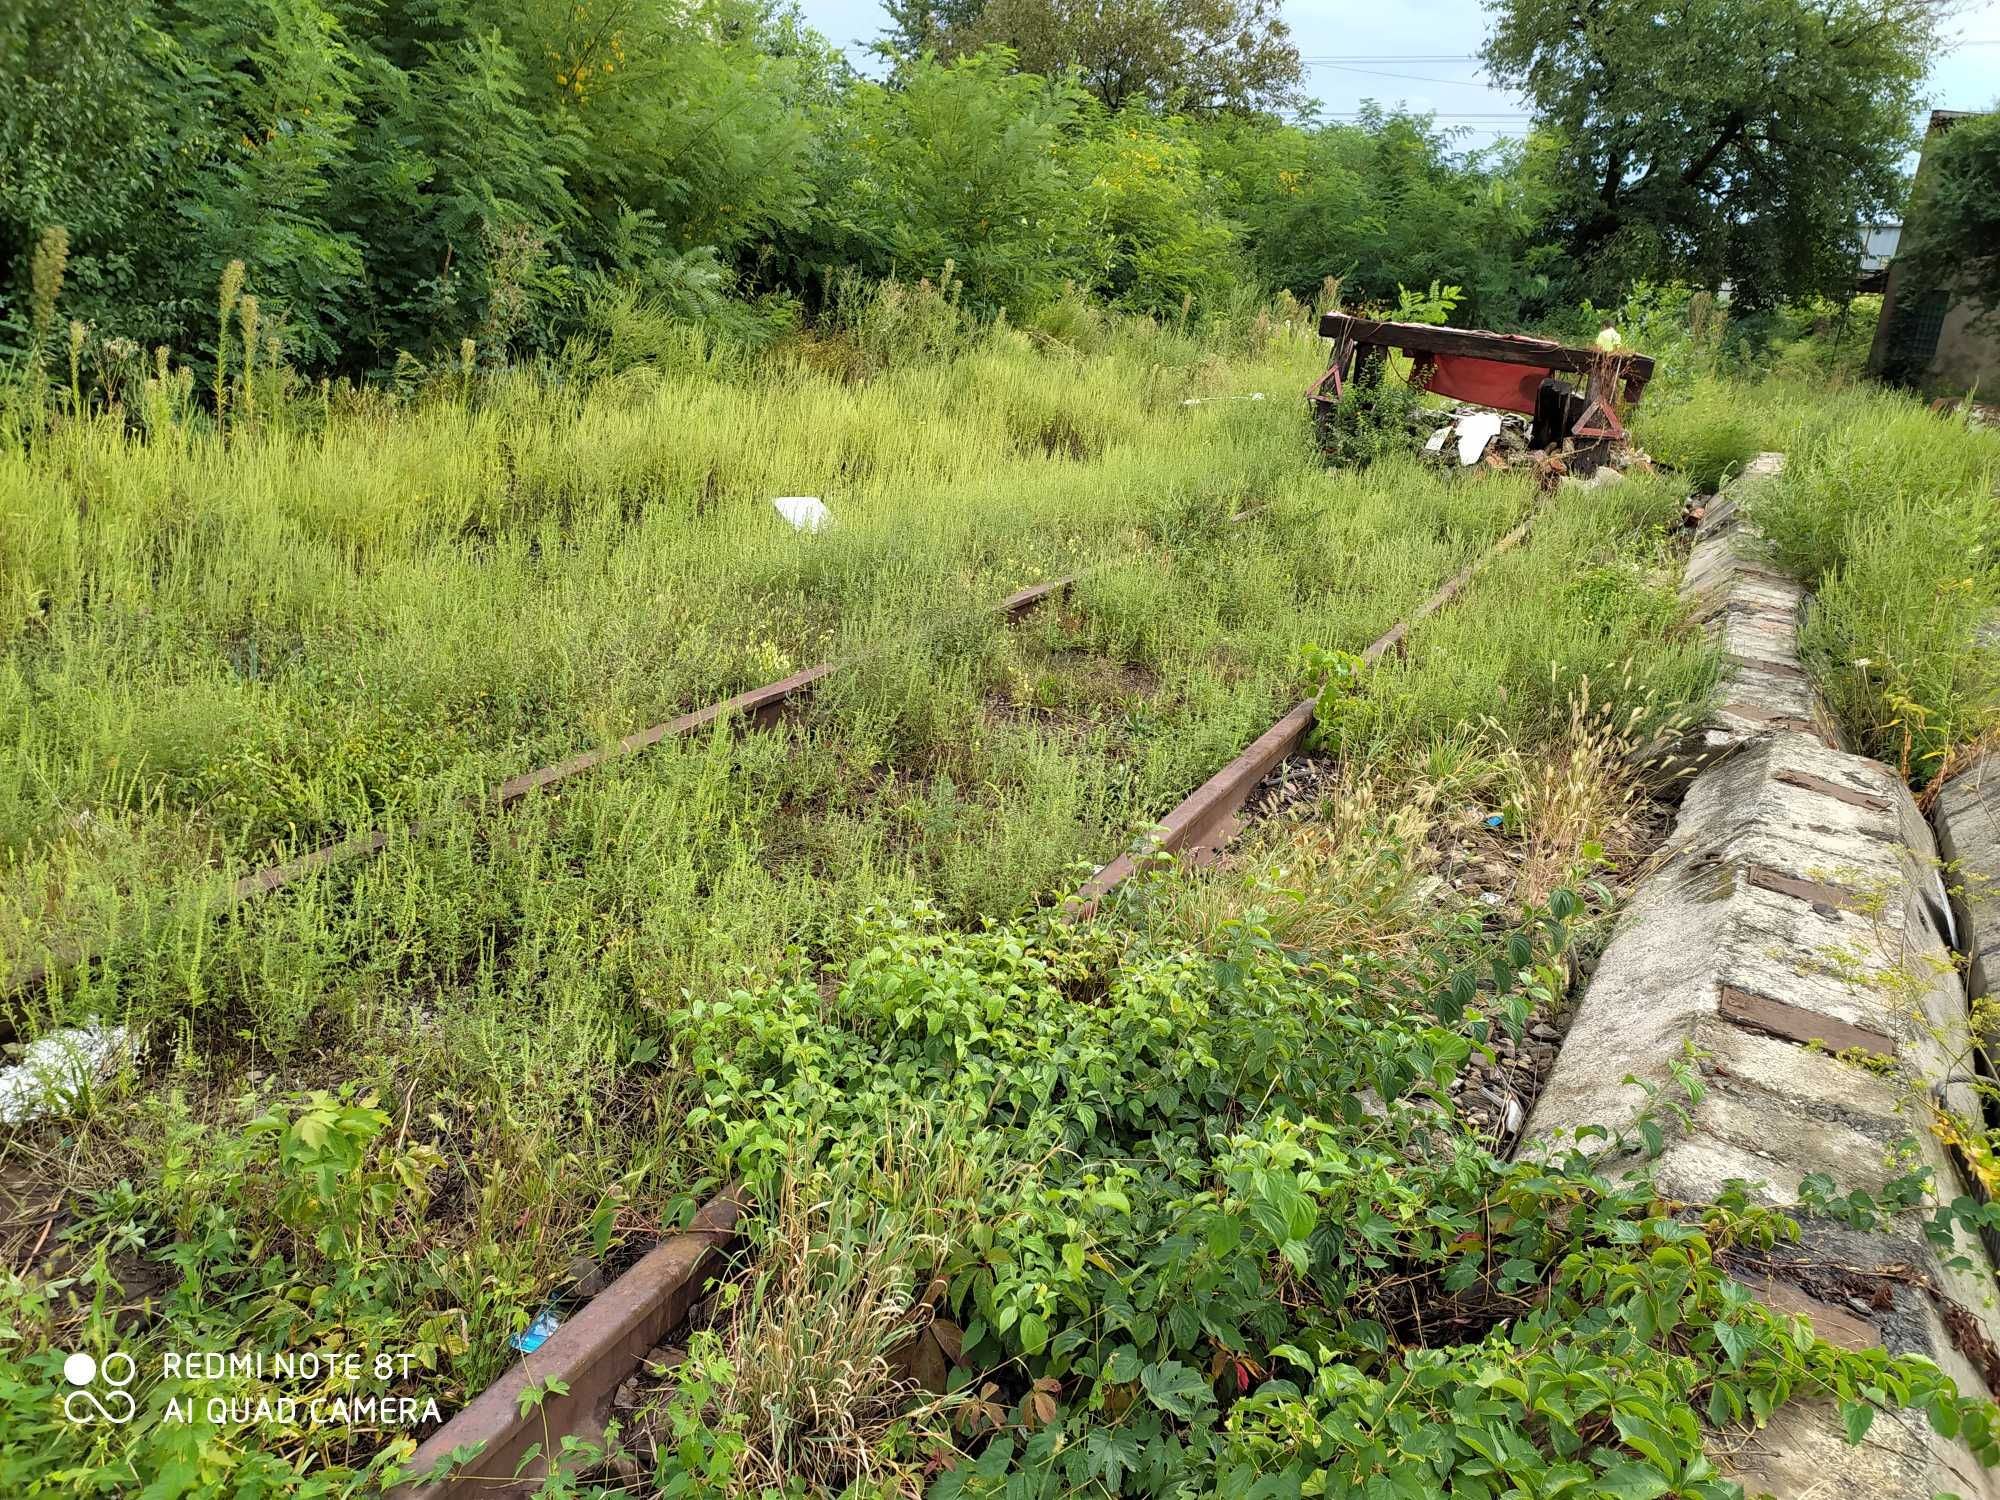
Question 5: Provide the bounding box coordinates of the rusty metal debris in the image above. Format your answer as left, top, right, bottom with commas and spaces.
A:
1309, 314, 1659, 476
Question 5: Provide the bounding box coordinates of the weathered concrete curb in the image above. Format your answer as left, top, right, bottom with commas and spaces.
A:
1524, 456, 2000, 1497
1936, 752, 2000, 1016
1676, 452, 1846, 760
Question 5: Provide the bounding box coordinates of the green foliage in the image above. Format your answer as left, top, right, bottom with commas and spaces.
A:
1070, 108, 1242, 318
1, 0, 825, 375
1753, 385, 2000, 781
1198, 110, 1552, 325
661, 901, 1996, 1500
807, 51, 1088, 316
1, 0, 1948, 387
1486, 0, 1933, 308
1900, 108, 2000, 323
899, 0, 1303, 114
240, 1087, 438, 1257
1633, 376, 1756, 494
1310, 361, 1434, 470
1210, 1189, 1995, 1498
0, 2, 181, 352
1394, 279, 1463, 326
0, 1085, 446, 1494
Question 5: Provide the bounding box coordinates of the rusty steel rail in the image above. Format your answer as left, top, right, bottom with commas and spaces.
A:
2, 579, 1078, 1013
389, 1187, 747, 1499
1070, 511, 1536, 912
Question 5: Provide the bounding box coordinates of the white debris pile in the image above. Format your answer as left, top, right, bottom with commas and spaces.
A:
772, 496, 831, 533
1424, 409, 1512, 466
0, 1023, 130, 1125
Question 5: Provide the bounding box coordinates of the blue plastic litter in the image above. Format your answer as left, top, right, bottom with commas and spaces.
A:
511, 1308, 562, 1354
1485, 815, 1504, 828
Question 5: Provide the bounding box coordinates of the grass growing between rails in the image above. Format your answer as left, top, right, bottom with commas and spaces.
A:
604, 898, 1998, 1500
1, 308, 1333, 981
0, 341, 1732, 1494
436, 490, 1994, 1499
549, 470, 1998, 1500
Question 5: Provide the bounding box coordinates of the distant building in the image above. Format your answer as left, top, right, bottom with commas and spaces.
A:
1856, 222, 1900, 293
1867, 110, 2000, 393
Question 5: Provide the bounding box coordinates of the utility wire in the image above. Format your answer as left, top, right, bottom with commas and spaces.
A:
1304, 62, 1506, 86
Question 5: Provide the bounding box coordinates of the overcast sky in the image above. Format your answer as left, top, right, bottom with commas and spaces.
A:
794, 0, 2000, 145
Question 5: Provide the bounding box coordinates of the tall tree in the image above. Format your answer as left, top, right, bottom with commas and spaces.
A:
924, 0, 1303, 113
880, 0, 987, 58
1198, 110, 1551, 325
1485, 0, 1934, 307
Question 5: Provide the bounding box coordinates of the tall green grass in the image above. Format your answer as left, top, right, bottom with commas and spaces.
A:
1, 318, 1325, 972
1630, 376, 1758, 494
1750, 386, 2000, 782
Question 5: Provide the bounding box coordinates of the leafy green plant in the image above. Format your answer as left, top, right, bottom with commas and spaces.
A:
241, 1087, 440, 1256
1300, 642, 1370, 751
1394, 279, 1464, 326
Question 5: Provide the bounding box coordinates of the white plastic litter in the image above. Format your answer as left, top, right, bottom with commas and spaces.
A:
773, 496, 831, 533
1424, 426, 1451, 453
0, 1023, 128, 1125
1180, 393, 1268, 407
1454, 411, 1504, 466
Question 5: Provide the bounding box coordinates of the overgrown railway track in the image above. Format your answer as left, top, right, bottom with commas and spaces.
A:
384, 500, 1548, 1498
0, 578, 1084, 1025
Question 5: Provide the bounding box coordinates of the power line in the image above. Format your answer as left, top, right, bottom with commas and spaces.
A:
1319, 111, 1534, 120
1297, 55, 1482, 63
1304, 62, 1505, 86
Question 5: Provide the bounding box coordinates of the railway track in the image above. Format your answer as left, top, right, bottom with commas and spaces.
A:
385, 501, 1548, 1498
0, 577, 1081, 1026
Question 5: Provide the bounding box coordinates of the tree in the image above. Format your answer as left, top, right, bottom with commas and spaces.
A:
801, 50, 1092, 313
1899, 107, 2000, 324
1070, 106, 1243, 315
0, 0, 193, 351
1197, 110, 1551, 325
1485, 0, 1935, 308
936, 0, 1303, 114
880, 0, 986, 58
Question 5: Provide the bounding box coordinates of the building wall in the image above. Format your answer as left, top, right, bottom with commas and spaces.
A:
1931, 298, 2000, 394
1868, 262, 2000, 394
1865, 110, 2000, 396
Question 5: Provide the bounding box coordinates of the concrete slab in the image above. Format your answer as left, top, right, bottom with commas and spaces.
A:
1670, 453, 1848, 762
1937, 753, 2000, 1008
1732, 1399, 1996, 1500
1525, 459, 2000, 1494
